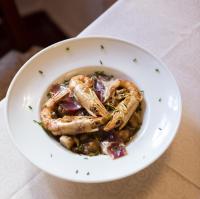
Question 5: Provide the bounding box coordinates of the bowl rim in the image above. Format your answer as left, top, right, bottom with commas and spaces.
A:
4, 36, 182, 183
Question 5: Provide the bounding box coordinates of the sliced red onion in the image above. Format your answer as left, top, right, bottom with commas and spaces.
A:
49, 84, 61, 95
94, 79, 105, 102
60, 95, 81, 112
49, 84, 67, 96
100, 141, 127, 159
108, 142, 127, 159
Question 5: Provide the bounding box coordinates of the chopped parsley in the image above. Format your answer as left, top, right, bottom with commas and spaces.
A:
93, 71, 113, 80
94, 71, 105, 76
100, 45, 104, 50
86, 172, 90, 175
105, 103, 116, 111
38, 70, 43, 75
133, 58, 137, 62
99, 60, 103, 65
63, 79, 70, 85
78, 144, 84, 152
28, 105, 32, 110
47, 92, 51, 98
155, 68, 160, 73
33, 120, 43, 126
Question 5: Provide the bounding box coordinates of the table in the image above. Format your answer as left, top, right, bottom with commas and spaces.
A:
1, 0, 200, 198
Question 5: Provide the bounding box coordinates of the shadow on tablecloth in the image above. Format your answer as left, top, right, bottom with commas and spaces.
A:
25, 157, 167, 199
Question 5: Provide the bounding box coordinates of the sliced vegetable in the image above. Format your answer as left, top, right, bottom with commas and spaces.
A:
108, 142, 127, 159
100, 141, 127, 159
48, 84, 61, 97
93, 79, 105, 102
60, 95, 81, 112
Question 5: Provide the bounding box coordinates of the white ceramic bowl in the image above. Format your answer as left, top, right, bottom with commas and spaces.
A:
5, 37, 182, 183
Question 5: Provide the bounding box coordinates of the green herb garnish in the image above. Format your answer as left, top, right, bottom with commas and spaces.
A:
28, 105, 32, 110
94, 71, 113, 78
33, 120, 43, 126
38, 70, 43, 74
100, 45, 104, 50
47, 92, 51, 98
78, 144, 84, 152
94, 71, 105, 76
133, 58, 137, 62
105, 103, 116, 111
155, 68, 160, 73
63, 79, 70, 85
86, 172, 90, 175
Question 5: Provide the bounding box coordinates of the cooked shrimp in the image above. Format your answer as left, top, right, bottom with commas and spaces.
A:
103, 79, 120, 102
104, 80, 143, 131
69, 75, 109, 117
41, 87, 106, 135
46, 116, 105, 135
41, 87, 70, 126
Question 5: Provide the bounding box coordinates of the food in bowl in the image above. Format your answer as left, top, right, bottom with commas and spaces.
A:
40, 71, 143, 159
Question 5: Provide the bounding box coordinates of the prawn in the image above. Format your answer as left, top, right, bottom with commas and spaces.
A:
104, 80, 143, 131
41, 87, 70, 126
102, 79, 120, 102
40, 87, 106, 135
46, 115, 105, 135
69, 75, 109, 117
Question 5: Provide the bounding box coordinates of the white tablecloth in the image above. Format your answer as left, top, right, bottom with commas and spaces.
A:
1, 0, 200, 198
